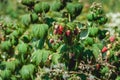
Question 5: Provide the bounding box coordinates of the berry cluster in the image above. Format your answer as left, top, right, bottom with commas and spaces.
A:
102, 35, 116, 53
87, 2, 107, 25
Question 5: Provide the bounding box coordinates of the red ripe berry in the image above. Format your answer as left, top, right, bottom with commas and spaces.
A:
109, 36, 115, 42
96, 64, 100, 70
58, 25, 64, 35
65, 30, 71, 37
102, 46, 108, 53
58, 25, 64, 31
58, 30, 63, 35
49, 39, 54, 44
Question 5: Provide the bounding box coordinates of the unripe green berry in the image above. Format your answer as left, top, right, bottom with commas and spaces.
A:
87, 13, 94, 21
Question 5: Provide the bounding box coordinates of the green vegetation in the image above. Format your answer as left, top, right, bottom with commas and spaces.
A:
0, 0, 120, 80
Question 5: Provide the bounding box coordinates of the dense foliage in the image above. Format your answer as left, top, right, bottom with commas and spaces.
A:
0, 0, 120, 80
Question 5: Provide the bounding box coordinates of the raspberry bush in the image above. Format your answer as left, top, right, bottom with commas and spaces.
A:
0, 0, 120, 80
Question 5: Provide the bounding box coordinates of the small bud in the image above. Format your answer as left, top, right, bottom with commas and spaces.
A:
74, 27, 80, 35
115, 41, 119, 45
115, 52, 120, 56
96, 64, 100, 70
54, 24, 59, 29
105, 31, 110, 36
106, 50, 110, 58
107, 44, 112, 49
49, 39, 54, 43
48, 55, 52, 60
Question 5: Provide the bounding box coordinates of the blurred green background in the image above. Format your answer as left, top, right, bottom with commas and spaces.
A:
0, 0, 120, 19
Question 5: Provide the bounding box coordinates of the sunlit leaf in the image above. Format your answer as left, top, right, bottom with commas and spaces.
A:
31, 50, 42, 65
80, 29, 89, 40
17, 42, 28, 54
21, 14, 31, 26
0, 40, 11, 51
31, 24, 49, 38
51, 53, 60, 64
20, 64, 35, 80
100, 66, 109, 74
31, 49, 50, 65
0, 69, 11, 80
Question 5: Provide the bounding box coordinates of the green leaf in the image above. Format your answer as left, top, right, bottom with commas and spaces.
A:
17, 42, 28, 54
66, 22, 76, 30
98, 17, 108, 25
47, 11, 62, 18
11, 37, 18, 46
52, 43, 60, 51
57, 44, 68, 53
0, 77, 2, 80
21, 14, 31, 26
87, 13, 94, 21
0, 69, 11, 80
97, 43, 103, 50
31, 49, 50, 65
51, 1, 63, 11
42, 50, 50, 63
66, 3, 76, 15
66, 2, 83, 16
1, 60, 19, 72
44, 17, 55, 26
34, 2, 50, 13
77, 22, 84, 28
10, 30, 19, 38
31, 24, 49, 38
22, 0, 34, 6
31, 50, 42, 65
98, 29, 107, 40
1, 61, 15, 72
51, 53, 60, 64
31, 13, 38, 23
37, 38, 45, 49
21, 34, 30, 43
0, 40, 11, 51
5, 28, 12, 35
100, 66, 109, 74
42, 2, 50, 13
83, 49, 94, 61
80, 29, 89, 40
11, 76, 17, 80
92, 44, 100, 59
84, 37, 94, 46
73, 44, 84, 54
74, 3, 83, 16
116, 76, 120, 80
20, 64, 35, 80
